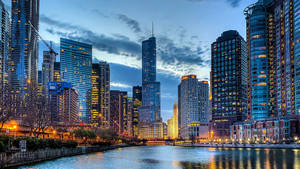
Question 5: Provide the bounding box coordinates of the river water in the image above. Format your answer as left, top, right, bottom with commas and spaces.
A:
20, 146, 300, 169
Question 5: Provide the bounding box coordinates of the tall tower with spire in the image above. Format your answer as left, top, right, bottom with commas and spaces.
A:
138, 24, 163, 139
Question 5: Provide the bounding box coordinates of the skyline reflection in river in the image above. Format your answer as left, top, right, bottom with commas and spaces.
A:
20, 146, 300, 169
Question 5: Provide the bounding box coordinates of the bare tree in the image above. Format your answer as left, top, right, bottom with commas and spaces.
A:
22, 82, 51, 138
0, 84, 20, 130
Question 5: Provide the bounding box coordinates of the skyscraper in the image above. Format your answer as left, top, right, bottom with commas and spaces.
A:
139, 35, 163, 139
110, 90, 128, 135
211, 30, 247, 138
179, 75, 209, 139
198, 81, 209, 122
91, 61, 110, 127
53, 62, 60, 82
132, 86, 142, 137
245, 0, 300, 118
0, 0, 10, 97
42, 51, 55, 95
11, 0, 40, 96
60, 38, 92, 123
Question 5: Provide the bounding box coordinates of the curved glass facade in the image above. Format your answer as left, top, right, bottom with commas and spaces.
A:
247, 4, 270, 119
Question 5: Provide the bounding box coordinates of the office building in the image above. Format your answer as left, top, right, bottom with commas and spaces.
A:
48, 82, 79, 125
53, 62, 60, 82
211, 30, 247, 138
60, 38, 92, 123
110, 90, 128, 135
11, 0, 40, 96
91, 61, 110, 127
42, 51, 56, 95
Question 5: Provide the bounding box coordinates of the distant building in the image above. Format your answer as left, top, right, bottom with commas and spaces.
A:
91, 62, 110, 127
42, 51, 56, 95
211, 30, 247, 138
127, 97, 133, 137
178, 75, 209, 140
132, 86, 142, 137
53, 62, 60, 82
60, 38, 92, 123
0, 0, 10, 98
139, 35, 163, 139
110, 90, 128, 135
48, 82, 79, 125
167, 101, 179, 139
11, 0, 40, 96
198, 81, 209, 122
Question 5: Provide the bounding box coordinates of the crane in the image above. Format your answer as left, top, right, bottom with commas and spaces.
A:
28, 20, 58, 56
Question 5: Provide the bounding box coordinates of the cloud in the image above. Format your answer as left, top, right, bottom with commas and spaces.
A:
41, 15, 210, 78
41, 15, 141, 58
110, 82, 132, 89
185, 0, 242, 8
117, 14, 142, 33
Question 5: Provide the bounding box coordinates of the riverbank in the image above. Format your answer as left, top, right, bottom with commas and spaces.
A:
175, 143, 300, 149
0, 144, 132, 168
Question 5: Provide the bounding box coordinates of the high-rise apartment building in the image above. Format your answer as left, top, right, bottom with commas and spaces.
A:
139, 35, 163, 139
91, 62, 110, 127
132, 86, 142, 137
11, 0, 40, 96
110, 90, 128, 135
60, 38, 92, 123
211, 30, 247, 138
48, 82, 78, 125
245, 0, 300, 118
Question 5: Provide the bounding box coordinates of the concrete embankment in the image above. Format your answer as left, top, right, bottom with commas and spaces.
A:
175, 143, 300, 149
0, 144, 130, 168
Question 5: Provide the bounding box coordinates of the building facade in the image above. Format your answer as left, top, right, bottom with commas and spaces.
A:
198, 81, 209, 122
53, 62, 60, 82
167, 101, 179, 139
139, 36, 163, 139
48, 82, 79, 125
132, 86, 142, 137
11, 0, 40, 96
42, 51, 56, 95
211, 30, 247, 138
0, 0, 9, 97
178, 75, 210, 140
110, 90, 128, 135
60, 38, 92, 123
91, 62, 110, 127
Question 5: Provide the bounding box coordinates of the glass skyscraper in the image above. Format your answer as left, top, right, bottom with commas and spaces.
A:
11, 0, 39, 96
60, 38, 92, 123
211, 30, 247, 138
91, 61, 110, 127
139, 36, 163, 139
0, 0, 10, 97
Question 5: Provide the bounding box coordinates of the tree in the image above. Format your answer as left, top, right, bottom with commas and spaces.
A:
0, 84, 20, 130
22, 82, 51, 138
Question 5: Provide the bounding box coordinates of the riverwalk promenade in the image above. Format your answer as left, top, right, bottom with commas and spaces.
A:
175, 143, 300, 149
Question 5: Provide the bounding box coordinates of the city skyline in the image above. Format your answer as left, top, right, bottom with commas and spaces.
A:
1, 0, 257, 121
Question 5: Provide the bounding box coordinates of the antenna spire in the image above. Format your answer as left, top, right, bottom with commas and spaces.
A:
152, 22, 154, 37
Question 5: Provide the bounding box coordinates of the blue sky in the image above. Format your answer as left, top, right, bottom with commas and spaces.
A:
4, 0, 257, 121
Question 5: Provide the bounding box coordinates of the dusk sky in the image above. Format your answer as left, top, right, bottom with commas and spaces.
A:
4, 0, 256, 121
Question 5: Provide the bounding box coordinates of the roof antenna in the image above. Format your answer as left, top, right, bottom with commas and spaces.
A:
152, 22, 154, 37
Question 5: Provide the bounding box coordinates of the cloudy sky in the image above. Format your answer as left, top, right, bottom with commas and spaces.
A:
4, 0, 256, 121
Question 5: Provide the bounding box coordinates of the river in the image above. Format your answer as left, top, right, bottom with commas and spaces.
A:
20, 146, 300, 169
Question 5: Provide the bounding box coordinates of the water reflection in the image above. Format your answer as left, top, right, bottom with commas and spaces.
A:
21, 146, 300, 169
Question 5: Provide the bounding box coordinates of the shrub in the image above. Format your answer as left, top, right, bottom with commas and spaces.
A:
0, 141, 6, 152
